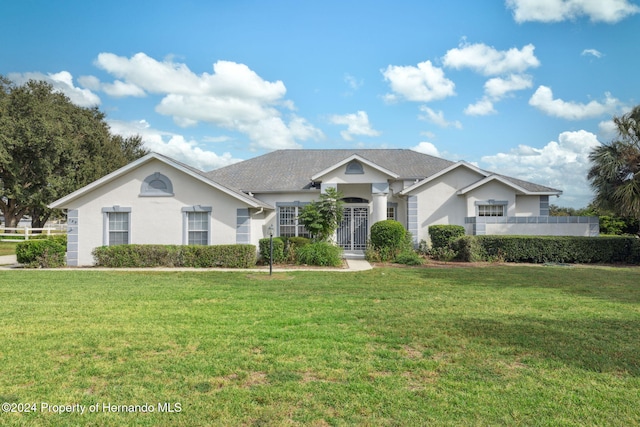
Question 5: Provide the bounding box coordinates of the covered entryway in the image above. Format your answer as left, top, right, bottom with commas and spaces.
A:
338, 204, 369, 251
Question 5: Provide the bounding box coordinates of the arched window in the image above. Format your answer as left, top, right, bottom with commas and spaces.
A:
341, 197, 369, 204
345, 160, 364, 174
140, 172, 174, 197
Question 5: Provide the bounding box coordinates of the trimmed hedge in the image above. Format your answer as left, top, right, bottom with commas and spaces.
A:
16, 235, 67, 268
259, 237, 286, 264
369, 220, 409, 262
429, 225, 465, 250
296, 242, 343, 267
92, 244, 256, 268
452, 235, 640, 264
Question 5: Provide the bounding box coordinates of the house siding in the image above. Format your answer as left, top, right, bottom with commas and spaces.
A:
63, 159, 247, 266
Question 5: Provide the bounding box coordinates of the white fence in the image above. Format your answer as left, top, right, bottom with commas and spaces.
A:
0, 226, 66, 242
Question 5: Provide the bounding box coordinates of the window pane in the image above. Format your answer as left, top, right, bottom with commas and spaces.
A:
478, 205, 504, 216
187, 211, 209, 245
108, 212, 129, 246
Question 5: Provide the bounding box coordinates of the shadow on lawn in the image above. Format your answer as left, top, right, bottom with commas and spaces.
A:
458, 316, 640, 376
417, 265, 640, 305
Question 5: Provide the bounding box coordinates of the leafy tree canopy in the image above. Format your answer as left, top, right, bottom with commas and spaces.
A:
0, 76, 148, 228
298, 187, 344, 242
588, 105, 640, 223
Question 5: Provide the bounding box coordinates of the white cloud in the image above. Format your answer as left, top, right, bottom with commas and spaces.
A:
581, 48, 603, 58
8, 71, 101, 107
411, 142, 441, 157
506, 0, 639, 23
418, 106, 462, 128
442, 42, 540, 76
382, 60, 455, 103
464, 98, 497, 116
529, 85, 620, 120
344, 73, 363, 91
108, 119, 242, 171
329, 111, 381, 141
484, 74, 533, 98
89, 52, 322, 150
481, 130, 601, 208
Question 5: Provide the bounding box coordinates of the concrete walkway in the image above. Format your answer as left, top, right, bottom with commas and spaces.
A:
0, 255, 373, 272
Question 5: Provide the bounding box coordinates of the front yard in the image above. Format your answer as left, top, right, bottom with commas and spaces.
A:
0, 266, 638, 426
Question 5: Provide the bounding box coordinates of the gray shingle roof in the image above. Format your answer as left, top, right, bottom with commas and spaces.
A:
206, 149, 561, 194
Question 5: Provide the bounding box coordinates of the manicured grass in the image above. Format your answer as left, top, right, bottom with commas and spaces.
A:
0, 266, 638, 426
0, 242, 17, 256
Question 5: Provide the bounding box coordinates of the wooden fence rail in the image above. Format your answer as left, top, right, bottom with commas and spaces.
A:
0, 226, 66, 242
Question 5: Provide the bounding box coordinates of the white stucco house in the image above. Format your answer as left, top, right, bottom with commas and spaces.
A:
49, 149, 598, 266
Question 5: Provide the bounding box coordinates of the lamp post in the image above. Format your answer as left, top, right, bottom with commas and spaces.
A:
268, 224, 274, 275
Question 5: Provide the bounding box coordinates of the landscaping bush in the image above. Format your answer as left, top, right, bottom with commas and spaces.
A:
394, 249, 423, 266
16, 235, 67, 268
428, 225, 465, 250
453, 235, 640, 264
283, 236, 311, 263
259, 237, 285, 264
369, 220, 407, 261
92, 244, 256, 268
295, 242, 343, 267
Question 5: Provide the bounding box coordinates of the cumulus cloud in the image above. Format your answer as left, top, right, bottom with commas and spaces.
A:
529, 85, 620, 120
442, 42, 540, 76
418, 106, 462, 128
88, 52, 322, 150
411, 142, 441, 157
481, 130, 601, 207
8, 71, 101, 107
108, 119, 242, 171
329, 111, 381, 141
382, 60, 455, 103
484, 74, 533, 98
465, 98, 497, 116
506, 0, 639, 23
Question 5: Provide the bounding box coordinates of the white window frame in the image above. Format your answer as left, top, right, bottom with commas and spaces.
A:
476, 200, 507, 217
277, 204, 310, 238
102, 207, 131, 246
182, 206, 212, 245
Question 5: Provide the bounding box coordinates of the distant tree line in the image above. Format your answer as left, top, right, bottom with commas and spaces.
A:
0, 76, 148, 229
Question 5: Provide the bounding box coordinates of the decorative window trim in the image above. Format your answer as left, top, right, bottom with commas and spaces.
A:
102, 206, 131, 246
345, 160, 364, 174
182, 206, 212, 245
140, 172, 174, 197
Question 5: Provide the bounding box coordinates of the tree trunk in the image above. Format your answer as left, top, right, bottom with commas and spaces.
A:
0, 198, 28, 233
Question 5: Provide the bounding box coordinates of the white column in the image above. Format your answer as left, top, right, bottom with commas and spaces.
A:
372, 192, 387, 224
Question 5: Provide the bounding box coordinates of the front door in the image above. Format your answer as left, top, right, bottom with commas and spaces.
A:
337, 206, 368, 251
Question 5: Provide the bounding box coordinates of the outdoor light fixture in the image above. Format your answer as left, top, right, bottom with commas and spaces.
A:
268, 224, 274, 275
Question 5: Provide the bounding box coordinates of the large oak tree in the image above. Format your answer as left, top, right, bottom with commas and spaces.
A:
0, 76, 147, 229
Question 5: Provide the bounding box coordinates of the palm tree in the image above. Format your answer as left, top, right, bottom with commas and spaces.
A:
588, 106, 640, 223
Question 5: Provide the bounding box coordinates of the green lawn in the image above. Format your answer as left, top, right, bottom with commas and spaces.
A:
0, 266, 638, 426
0, 242, 17, 256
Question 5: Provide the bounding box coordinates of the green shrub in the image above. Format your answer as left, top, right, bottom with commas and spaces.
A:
394, 250, 423, 266
16, 235, 67, 268
259, 237, 285, 264
430, 246, 458, 262
92, 244, 256, 268
428, 225, 465, 250
296, 242, 343, 267
283, 236, 311, 263
453, 235, 640, 264
369, 220, 407, 261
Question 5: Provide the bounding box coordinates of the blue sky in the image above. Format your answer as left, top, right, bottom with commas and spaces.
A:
2, 0, 639, 208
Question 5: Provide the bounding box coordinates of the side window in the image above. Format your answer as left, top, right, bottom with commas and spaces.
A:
182, 206, 212, 245
102, 207, 131, 246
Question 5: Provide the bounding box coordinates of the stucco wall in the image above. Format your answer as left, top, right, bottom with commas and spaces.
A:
464, 181, 517, 216
65, 159, 249, 266
409, 167, 485, 243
